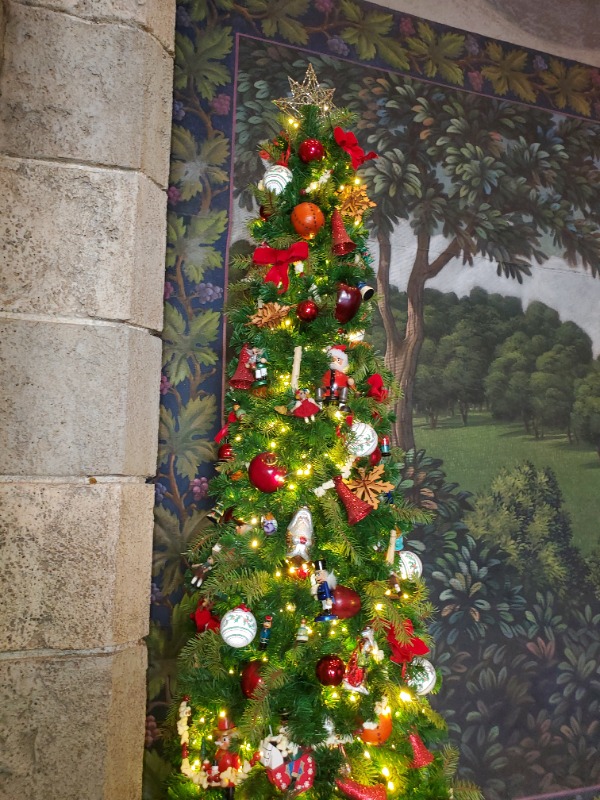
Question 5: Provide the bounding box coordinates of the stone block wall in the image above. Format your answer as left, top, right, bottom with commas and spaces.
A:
0, 1, 175, 798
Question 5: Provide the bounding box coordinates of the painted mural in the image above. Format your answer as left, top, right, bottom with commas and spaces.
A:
147, 2, 600, 799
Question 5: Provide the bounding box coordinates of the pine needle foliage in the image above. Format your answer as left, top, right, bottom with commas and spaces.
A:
170, 83, 464, 800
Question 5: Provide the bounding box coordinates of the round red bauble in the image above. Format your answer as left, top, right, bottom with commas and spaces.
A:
248, 452, 287, 493
298, 138, 325, 163
218, 443, 234, 462
291, 202, 325, 239
316, 654, 345, 686
369, 447, 382, 466
332, 585, 362, 619
241, 661, 265, 699
296, 299, 319, 322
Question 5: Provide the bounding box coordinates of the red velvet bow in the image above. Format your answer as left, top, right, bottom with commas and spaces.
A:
253, 241, 309, 294
190, 602, 220, 634
387, 619, 429, 665
334, 127, 378, 170
366, 373, 388, 402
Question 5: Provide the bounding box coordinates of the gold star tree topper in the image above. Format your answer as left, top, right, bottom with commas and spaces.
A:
274, 64, 336, 118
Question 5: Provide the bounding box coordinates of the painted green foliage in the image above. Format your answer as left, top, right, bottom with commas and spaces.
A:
148, 2, 600, 798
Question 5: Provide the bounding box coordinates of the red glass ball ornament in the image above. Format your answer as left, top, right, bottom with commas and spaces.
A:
241, 661, 265, 699
334, 283, 362, 324
332, 585, 362, 619
296, 299, 319, 322
298, 138, 325, 163
369, 447, 382, 466
315, 654, 345, 686
248, 452, 287, 493
218, 443, 235, 462
291, 202, 325, 239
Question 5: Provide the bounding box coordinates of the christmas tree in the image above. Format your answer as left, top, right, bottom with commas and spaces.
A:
171, 66, 480, 800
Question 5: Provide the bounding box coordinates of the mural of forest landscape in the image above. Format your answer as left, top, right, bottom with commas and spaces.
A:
147, 2, 600, 798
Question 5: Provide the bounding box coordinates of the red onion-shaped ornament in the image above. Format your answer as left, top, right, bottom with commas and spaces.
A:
241, 661, 265, 699
333, 475, 373, 525
334, 283, 362, 323
335, 777, 388, 800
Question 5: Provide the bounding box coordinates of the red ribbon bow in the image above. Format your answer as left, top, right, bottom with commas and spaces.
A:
386, 619, 429, 666
366, 373, 388, 402
214, 410, 238, 444
334, 127, 378, 170
253, 241, 309, 294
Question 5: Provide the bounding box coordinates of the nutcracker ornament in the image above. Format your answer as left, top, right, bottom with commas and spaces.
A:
311, 558, 337, 621
214, 715, 243, 797
296, 618, 309, 642
259, 615, 273, 650
190, 544, 222, 588
248, 346, 268, 389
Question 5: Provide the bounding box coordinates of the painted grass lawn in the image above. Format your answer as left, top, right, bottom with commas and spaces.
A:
413, 412, 600, 554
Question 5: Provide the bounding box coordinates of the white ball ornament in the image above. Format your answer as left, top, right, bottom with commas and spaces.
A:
397, 550, 423, 581
407, 657, 437, 695
347, 421, 379, 457
220, 604, 257, 648
263, 164, 293, 194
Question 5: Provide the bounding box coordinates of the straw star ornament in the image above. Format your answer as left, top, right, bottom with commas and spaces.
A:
274, 64, 336, 118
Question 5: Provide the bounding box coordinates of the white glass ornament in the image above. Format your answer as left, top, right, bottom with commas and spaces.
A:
347, 421, 378, 457
407, 657, 437, 695
397, 550, 423, 581
263, 165, 293, 194
220, 605, 257, 648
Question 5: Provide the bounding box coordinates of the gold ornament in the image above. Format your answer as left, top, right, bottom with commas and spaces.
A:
346, 465, 394, 510
337, 183, 376, 221
248, 302, 291, 329
273, 64, 336, 119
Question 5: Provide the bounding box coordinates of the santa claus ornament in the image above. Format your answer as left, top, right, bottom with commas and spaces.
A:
321, 345, 355, 406
259, 728, 316, 794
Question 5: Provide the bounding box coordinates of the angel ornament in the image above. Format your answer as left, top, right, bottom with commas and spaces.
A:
286, 506, 313, 564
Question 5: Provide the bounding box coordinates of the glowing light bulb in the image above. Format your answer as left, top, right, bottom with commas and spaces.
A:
288, 483, 297, 490
275, 570, 281, 577
234, 435, 242, 441
388, 781, 395, 791
399, 690, 412, 702
219, 710, 226, 718
363, 750, 371, 759
270, 441, 277, 449
251, 539, 259, 548
228, 668, 234, 674
250, 517, 258, 525
200, 717, 205, 723
382, 767, 390, 778
375, 603, 384, 611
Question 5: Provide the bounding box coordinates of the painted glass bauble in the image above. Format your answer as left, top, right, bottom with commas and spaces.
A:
248, 452, 287, 493
316, 654, 345, 685
220, 605, 257, 648
263, 164, 293, 194
397, 550, 423, 581
406, 657, 437, 695
291, 202, 325, 239
347, 421, 379, 457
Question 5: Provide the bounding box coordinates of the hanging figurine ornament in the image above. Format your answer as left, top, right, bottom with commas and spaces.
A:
190, 543, 222, 588
296, 617, 309, 642
220, 604, 257, 648
178, 696, 192, 771
273, 63, 336, 118
254, 241, 309, 294
229, 343, 254, 390
259, 727, 316, 794
248, 302, 291, 329
286, 506, 314, 564
346, 465, 394, 510
247, 346, 268, 392
291, 388, 321, 423
261, 512, 278, 537
321, 345, 355, 406
311, 558, 338, 621
258, 615, 273, 650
